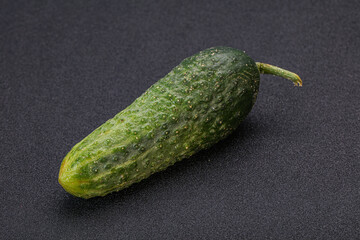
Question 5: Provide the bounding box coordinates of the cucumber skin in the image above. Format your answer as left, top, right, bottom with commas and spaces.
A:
59, 46, 260, 198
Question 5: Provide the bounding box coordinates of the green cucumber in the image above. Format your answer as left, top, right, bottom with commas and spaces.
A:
59, 46, 302, 199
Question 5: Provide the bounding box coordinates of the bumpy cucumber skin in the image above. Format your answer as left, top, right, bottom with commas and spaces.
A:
59, 47, 260, 198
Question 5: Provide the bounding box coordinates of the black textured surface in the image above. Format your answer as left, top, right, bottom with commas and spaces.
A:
1, 0, 359, 239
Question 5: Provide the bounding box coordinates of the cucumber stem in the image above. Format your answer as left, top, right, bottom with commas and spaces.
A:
256, 62, 302, 86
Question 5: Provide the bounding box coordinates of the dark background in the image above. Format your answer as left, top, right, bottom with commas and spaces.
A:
1, 0, 359, 239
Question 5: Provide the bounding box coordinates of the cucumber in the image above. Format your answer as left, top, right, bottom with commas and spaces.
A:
59, 46, 302, 198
